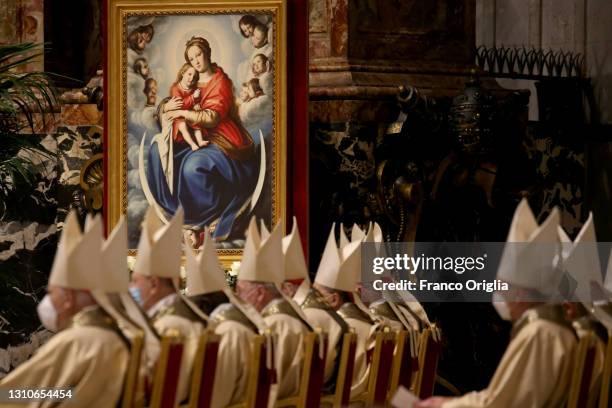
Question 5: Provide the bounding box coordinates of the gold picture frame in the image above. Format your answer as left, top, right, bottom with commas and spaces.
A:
105, 0, 287, 267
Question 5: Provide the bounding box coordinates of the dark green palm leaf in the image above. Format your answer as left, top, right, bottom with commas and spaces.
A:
0, 42, 58, 218
0, 43, 58, 133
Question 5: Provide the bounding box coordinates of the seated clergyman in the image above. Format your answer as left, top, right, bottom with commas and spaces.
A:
185, 227, 263, 408
417, 201, 577, 408
312, 224, 380, 398
129, 207, 206, 404
0, 212, 129, 408
280, 218, 349, 392
235, 218, 310, 401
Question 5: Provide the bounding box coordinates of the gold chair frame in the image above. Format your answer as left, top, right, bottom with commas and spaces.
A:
413, 326, 442, 399
276, 332, 322, 408
320, 331, 357, 408
350, 329, 397, 407
568, 331, 597, 408
180, 332, 221, 408
148, 331, 185, 408
387, 330, 416, 400
122, 332, 144, 408
599, 329, 612, 408
227, 335, 270, 408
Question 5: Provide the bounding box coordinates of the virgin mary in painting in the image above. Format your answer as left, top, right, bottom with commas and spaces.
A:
143, 36, 259, 244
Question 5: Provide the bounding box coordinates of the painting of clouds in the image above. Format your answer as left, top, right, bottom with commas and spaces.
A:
124, 13, 275, 250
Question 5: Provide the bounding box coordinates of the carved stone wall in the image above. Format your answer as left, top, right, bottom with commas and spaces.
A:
309, 0, 478, 262
0, 107, 102, 378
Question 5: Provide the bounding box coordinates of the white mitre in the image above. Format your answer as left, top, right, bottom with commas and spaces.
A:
283, 217, 309, 281
600, 246, 612, 328
49, 210, 104, 289
606, 248, 612, 295
497, 199, 561, 298
364, 221, 385, 253
558, 213, 605, 302
372, 222, 383, 243
315, 223, 362, 292
238, 217, 283, 284
185, 228, 227, 297
101, 216, 129, 292
134, 206, 183, 278
97, 216, 163, 367
351, 223, 367, 243
98, 217, 158, 329
362, 221, 412, 325
561, 214, 612, 329
185, 227, 267, 331
260, 219, 271, 240
79, 213, 129, 295
240, 218, 315, 330
57, 211, 138, 333
134, 207, 207, 322
339, 223, 350, 250
558, 213, 612, 333
283, 217, 310, 304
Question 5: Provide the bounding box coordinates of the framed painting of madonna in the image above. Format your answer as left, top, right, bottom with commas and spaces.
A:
104, 0, 304, 265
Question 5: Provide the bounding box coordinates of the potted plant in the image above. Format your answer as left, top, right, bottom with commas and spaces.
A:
0, 43, 58, 220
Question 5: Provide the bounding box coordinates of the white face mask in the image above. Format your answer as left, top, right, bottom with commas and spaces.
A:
492, 291, 511, 321
37, 295, 58, 332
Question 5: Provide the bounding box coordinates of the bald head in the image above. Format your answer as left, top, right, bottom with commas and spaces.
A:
312, 282, 352, 310
47, 285, 97, 330
235, 280, 281, 312
281, 279, 305, 299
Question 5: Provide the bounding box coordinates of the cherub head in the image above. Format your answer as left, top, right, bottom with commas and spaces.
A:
252, 54, 268, 76
128, 24, 155, 54
240, 83, 250, 102
241, 78, 264, 102
128, 29, 146, 53
251, 24, 268, 49
143, 78, 158, 106
239, 15, 259, 38
133, 58, 150, 79
138, 24, 154, 43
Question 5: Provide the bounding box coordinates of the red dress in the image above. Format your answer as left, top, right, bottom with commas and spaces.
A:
193, 65, 252, 150
169, 83, 201, 142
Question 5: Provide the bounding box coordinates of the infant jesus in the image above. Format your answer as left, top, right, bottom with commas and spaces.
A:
170, 63, 209, 151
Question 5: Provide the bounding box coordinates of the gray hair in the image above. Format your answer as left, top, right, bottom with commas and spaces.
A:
57, 287, 96, 309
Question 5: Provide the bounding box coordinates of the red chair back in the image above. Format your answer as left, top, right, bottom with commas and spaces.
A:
341, 336, 357, 406
398, 333, 414, 389
196, 337, 220, 408
372, 334, 396, 405
417, 332, 441, 399
577, 345, 596, 408
305, 336, 325, 408
160, 342, 184, 408
254, 340, 273, 408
